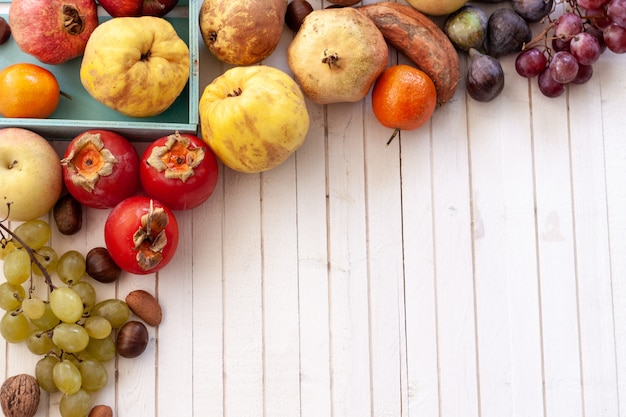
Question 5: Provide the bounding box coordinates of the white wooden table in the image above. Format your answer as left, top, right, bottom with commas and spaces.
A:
2, 1, 626, 416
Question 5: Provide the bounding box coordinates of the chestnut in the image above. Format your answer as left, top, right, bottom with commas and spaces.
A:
285, 0, 314, 32
116, 320, 149, 358
0, 17, 10, 46
53, 193, 83, 235
86, 247, 122, 283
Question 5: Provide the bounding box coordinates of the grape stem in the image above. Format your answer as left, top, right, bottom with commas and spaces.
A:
522, 21, 556, 51
0, 215, 56, 292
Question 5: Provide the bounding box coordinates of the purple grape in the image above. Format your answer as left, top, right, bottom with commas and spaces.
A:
552, 37, 571, 52
570, 32, 602, 64
579, 0, 609, 7
515, 48, 548, 78
585, 26, 608, 53
571, 64, 594, 84
549, 51, 579, 83
555, 12, 584, 39
582, 7, 613, 30
607, 0, 626, 28
604, 23, 626, 53
538, 67, 565, 98
577, 0, 609, 8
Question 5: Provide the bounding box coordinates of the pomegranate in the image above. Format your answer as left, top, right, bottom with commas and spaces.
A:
9, 0, 99, 65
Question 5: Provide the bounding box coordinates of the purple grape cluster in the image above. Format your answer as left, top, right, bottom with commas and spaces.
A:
515, 0, 624, 97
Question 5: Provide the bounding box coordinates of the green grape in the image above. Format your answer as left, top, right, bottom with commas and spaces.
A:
53, 359, 82, 394
52, 323, 90, 353
0, 240, 16, 260
90, 299, 130, 328
13, 219, 51, 250
26, 330, 56, 355
22, 296, 46, 320
0, 311, 30, 343
77, 358, 108, 392
0, 282, 25, 311
83, 316, 112, 340
3, 248, 31, 285
69, 281, 96, 312
50, 287, 84, 323
32, 246, 58, 277
36, 355, 60, 393
85, 335, 116, 362
31, 302, 61, 330
59, 388, 91, 417
57, 250, 86, 284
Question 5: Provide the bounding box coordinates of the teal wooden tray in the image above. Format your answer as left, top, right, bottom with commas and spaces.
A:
0, 0, 199, 141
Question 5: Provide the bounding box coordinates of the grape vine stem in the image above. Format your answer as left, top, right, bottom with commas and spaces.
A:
0, 218, 56, 292
522, 21, 556, 51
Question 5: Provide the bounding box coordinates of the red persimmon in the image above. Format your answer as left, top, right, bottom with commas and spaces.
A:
61, 130, 140, 209
140, 132, 219, 210
104, 196, 179, 275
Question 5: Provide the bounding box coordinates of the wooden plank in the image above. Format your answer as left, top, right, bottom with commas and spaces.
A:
260, 158, 301, 417
597, 51, 626, 417
193, 44, 226, 417
220, 168, 264, 417
428, 57, 479, 417
568, 59, 619, 416
191, 167, 225, 417
326, 99, 371, 417
530, 74, 583, 417
295, 98, 332, 417
466, 54, 544, 417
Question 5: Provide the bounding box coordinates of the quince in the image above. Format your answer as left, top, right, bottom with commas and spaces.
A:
199, 66, 309, 173
80, 16, 190, 118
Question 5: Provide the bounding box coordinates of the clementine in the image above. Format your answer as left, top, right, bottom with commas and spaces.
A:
0, 63, 60, 118
371, 64, 437, 144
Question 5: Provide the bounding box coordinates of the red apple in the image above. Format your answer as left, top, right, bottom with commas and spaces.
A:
9, 0, 99, 65
98, 0, 179, 17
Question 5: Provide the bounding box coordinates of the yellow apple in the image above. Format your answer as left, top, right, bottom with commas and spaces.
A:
80, 16, 190, 118
199, 66, 309, 173
0, 128, 62, 221
406, 0, 467, 16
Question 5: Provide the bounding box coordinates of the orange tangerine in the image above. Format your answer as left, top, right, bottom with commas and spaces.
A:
0, 63, 61, 118
371, 64, 437, 144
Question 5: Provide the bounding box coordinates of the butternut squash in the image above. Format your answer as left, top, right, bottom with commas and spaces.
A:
358, 2, 461, 105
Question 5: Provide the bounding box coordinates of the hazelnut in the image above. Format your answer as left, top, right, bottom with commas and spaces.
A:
285, 0, 314, 32
116, 320, 149, 358
0, 374, 40, 417
86, 247, 122, 283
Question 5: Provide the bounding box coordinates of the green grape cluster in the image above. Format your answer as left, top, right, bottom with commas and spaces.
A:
0, 218, 135, 417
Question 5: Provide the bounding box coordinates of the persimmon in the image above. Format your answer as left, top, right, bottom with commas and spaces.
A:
0, 63, 61, 118
371, 64, 437, 144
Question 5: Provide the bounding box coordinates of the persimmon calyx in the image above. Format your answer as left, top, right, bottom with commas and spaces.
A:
60, 132, 118, 192
146, 131, 205, 183
133, 200, 168, 271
